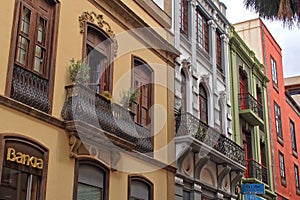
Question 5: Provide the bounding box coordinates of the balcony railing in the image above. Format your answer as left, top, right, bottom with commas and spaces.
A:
10, 65, 50, 113
245, 159, 268, 184
176, 112, 245, 166
239, 93, 263, 119
61, 84, 153, 154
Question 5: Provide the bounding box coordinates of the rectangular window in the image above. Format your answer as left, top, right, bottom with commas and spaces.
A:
290, 119, 297, 154
274, 102, 283, 141
183, 190, 190, 200
295, 164, 300, 192
216, 31, 222, 72
196, 10, 209, 53
271, 56, 278, 88
279, 151, 286, 186
180, 0, 189, 36
8, 0, 58, 113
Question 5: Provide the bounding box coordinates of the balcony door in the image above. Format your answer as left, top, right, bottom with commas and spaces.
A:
239, 68, 248, 109
243, 129, 252, 178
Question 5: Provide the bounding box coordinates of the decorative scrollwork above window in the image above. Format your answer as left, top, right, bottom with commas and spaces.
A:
79, 11, 118, 56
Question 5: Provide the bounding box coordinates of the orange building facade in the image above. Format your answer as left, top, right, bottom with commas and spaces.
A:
235, 18, 300, 200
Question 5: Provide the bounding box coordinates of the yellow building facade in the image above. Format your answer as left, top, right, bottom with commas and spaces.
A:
0, 0, 179, 199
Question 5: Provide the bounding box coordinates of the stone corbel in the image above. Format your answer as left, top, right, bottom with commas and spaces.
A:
176, 142, 192, 173
195, 154, 210, 179
69, 134, 82, 158
208, 20, 217, 30
217, 164, 231, 189
200, 74, 210, 85
189, 0, 197, 7
181, 58, 191, 72
220, 34, 229, 44
110, 150, 121, 171
219, 91, 226, 102
230, 171, 244, 194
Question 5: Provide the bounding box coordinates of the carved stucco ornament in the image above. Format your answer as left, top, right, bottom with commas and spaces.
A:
79, 11, 118, 56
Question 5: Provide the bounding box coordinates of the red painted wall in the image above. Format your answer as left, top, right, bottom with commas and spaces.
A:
260, 19, 300, 200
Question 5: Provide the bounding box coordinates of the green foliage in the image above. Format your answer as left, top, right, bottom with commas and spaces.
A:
101, 90, 113, 101
119, 88, 140, 108
68, 58, 89, 85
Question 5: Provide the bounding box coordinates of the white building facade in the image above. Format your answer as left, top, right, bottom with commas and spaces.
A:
173, 0, 246, 199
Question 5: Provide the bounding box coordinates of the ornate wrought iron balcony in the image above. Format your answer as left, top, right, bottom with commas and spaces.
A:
176, 112, 245, 166
245, 159, 268, 184
238, 93, 264, 126
10, 65, 50, 113
61, 84, 153, 154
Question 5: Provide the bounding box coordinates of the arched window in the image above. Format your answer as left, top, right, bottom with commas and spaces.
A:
181, 70, 187, 113
0, 135, 48, 200
75, 159, 109, 200
219, 100, 223, 132
131, 57, 153, 129
199, 84, 208, 124
85, 25, 113, 94
239, 68, 248, 109
128, 176, 153, 200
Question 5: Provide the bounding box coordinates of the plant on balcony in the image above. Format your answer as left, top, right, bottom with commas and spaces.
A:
119, 88, 140, 108
100, 90, 113, 101
68, 58, 89, 85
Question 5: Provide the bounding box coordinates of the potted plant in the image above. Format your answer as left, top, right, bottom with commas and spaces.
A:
119, 88, 140, 109
68, 58, 89, 85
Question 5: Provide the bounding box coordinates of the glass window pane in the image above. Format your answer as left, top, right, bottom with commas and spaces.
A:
17, 36, 29, 65
34, 45, 44, 73
78, 183, 102, 200
21, 7, 31, 35
38, 17, 47, 44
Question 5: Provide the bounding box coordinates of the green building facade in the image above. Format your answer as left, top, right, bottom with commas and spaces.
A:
229, 28, 276, 200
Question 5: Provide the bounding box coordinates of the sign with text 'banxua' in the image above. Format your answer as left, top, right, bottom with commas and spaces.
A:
241, 183, 265, 194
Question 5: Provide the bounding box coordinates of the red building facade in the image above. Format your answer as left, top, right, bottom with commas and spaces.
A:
235, 18, 300, 200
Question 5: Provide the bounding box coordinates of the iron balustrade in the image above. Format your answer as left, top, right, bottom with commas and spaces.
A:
11, 65, 50, 113
176, 112, 245, 166
262, 164, 269, 185
245, 159, 268, 184
61, 84, 153, 154
239, 92, 263, 119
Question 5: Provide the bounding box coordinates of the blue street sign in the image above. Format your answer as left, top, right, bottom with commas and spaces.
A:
241, 183, 265, 194
245, 194, 264, 200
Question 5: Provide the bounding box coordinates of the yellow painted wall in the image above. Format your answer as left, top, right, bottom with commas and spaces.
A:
0, 0, 15, 95
0, 0, 175, 199
0, 105, 74, 200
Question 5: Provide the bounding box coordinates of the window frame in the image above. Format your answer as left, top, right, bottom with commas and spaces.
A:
131, 56, 154, 130
73, 158, 109, 200
279, 151, 286, 186
270, 56, 278, 89
199, 83, 208, 124
274, 102, 283, 142
180, 70, 187, 113
5, 0, 60, 112
128, 175, 153, 200
290, 119, 297, 155
83, 24, 114, 94
295, 164, 300, 194
196, 8, 209, 54
180, 0, 189, 37
216, 30, 222, 72
0, 135, 49, 200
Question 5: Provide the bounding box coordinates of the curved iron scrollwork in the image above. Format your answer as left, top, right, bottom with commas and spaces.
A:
61, 84, 153, 154
176, 112, 245, 166
11, 65, 50, 113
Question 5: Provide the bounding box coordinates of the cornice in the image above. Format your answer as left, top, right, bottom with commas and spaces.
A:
88, 0, 180, 66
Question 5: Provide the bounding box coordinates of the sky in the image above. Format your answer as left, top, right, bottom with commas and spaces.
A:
222, 0, 300, 78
